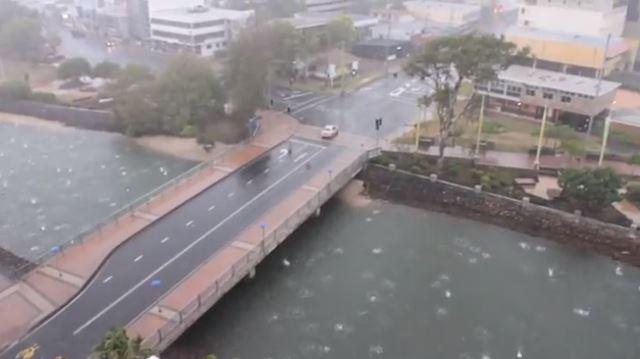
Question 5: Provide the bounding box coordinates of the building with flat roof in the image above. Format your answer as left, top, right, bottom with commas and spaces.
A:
505, 26, 637, 77
518, 0, 629, 37
403, 0, 481, 28
149, 5, 253, 56
476, 65, 621, 124
279, 12, 378, 36
304, 0, 352, 13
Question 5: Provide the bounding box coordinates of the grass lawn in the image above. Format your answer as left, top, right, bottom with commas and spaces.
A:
2, 59, 57, 87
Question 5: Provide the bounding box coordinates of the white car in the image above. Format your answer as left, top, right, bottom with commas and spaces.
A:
321, 125, 339, 139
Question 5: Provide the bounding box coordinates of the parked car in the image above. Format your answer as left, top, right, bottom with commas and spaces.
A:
321, 125, 339, 139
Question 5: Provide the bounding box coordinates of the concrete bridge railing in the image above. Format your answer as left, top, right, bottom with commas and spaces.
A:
144, 149, 377, 351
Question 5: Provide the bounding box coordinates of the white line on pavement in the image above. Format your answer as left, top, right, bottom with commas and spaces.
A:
208, 205, 216, 212
161, 236, 170, 243
227, 192, 235, 198
103, 276, 113, 284
246, 179, 253, 185
293, 152, 308, 163
186, 220, 194, 227
72, 146, 326, 336
263, 168, 270, 174
292, 95, 335, 114
134, 255, 143, 263
289, 138, 325, 149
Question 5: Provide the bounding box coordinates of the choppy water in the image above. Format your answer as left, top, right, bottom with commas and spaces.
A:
0, 122, 195, 260
166, 198, 640, 359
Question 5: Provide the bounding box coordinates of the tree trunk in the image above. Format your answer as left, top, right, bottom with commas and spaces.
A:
437, 135, 446, 171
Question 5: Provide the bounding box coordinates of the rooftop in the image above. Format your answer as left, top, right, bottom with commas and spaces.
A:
281, 12, 378, 30
403, 0, 482, 13
150, 6, 253, 23
499, 65, 620, 96
505, 26, 631, 57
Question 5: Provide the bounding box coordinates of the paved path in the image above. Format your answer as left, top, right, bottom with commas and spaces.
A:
0, 111, 297, 354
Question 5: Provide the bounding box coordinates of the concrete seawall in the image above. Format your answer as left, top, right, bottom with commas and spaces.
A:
362, 164, 640, 267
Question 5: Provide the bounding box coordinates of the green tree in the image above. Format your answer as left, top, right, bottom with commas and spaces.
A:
0, 16, 44, 61
558, 167, 622, 213
114, 63, 154, 89
154, 55, 226, 134
93, 60, 121, 79
114, 83, 161, 136
405, 34, 528, 166
0, 80, 31, 100
57, 57, 91, 80
93, 327, 152, 359
268, 22, 298, 75
226, 27, 270, 121
325, 15, 356, 48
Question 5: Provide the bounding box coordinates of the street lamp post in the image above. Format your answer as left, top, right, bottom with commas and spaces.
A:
533, 105, 549, 169
0, 56, 5, 81
598, 115, 611, 167
474, 94, 486, 157
414, 106, 424, 152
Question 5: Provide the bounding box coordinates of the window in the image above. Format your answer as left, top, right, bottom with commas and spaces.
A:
193, 31, 225, 42
521, 8, 525, 13
152, 30, 192, 42
151, 18, 192, 28
193, 19, 226, 28
506, 85, 522, 97
526, 89, 536, 96
206, 43, 213, 49
543, 92, 553, 100
561, 96, 572, 103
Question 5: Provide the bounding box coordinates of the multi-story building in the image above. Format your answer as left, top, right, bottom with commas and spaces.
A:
149, 5, 254, 56
476, 65, 620, 125
518, 0, 629, 37
304, 0, 352, 13
505, 26, 637, 77
403, 1, 481, 28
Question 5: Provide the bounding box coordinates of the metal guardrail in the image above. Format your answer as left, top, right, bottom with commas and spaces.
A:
145, 149, 374, 351
8, 141, 247, 279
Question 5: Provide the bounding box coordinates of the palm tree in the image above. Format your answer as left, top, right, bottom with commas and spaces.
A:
93, 327, 152, 359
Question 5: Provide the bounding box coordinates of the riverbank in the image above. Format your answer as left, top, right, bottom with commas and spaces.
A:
0, 111, 229, 162
361, 164, 640, 267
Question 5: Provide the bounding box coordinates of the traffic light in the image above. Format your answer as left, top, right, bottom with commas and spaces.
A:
375, 117, 383, 131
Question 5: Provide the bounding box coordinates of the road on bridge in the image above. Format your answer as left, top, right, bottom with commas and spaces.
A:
2, 137, 342, 359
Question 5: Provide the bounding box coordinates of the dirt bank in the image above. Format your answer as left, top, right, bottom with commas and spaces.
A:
0, 112, 72, 131
134, 135, 232, 162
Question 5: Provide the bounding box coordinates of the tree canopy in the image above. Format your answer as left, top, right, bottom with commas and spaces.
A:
57, 57, 92, 80
93, 61, 121, 79
0, 16, 44, 61
405, 34, 528, 164
115, 55, 225, 137
558, 167, 622, 213
324, 15, 357, 48
93, 327, 152, 359
113, 63, 155, 89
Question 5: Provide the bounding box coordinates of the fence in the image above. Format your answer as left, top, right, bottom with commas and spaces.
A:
144, 149, 375, 351
8, 141, 249, 280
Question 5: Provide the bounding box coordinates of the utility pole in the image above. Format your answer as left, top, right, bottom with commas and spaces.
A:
587, 33, 611, 137
339, 41, 346, 93
598, 115, 611, 167
474, 94, 486, 157
375, 117, 383, 148
533, 105, 548, 169
0, 56, 5, 81
414, 106, 423, 152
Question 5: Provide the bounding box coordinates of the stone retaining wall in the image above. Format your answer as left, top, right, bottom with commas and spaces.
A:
362, 164, 640, 266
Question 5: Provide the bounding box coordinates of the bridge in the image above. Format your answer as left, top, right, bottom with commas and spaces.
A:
0, 114, 377, 359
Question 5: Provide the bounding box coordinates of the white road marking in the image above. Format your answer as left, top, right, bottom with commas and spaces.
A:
208, 205, 216, 212
264, 168, 270, 174
278, 151, 288, 160
134, 255, 143, 262
289, 138, 325, 149
389, 87, 406, 97
161, 236, 170, 243
292, 95, 335, 114
246, 179, 253, 185
186, 220, 194, 227
72, 146, 325, 336
227, 192, 235, 198
293, 152, 308, 163
103, 276, 113, 284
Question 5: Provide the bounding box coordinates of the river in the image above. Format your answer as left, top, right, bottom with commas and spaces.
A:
166, 195, 640, 359
0, 121, 195, 260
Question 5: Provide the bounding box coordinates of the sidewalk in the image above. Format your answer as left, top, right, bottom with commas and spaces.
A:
0, 110, 298, 351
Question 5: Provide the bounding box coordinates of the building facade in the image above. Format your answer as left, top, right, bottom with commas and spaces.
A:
518, 0, 629, 37
476, 65, 620, 126
403, 0, 481, 28
149, 6, 253, 56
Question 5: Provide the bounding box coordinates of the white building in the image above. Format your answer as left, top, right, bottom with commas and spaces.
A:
304, 0, 352, 13
403, 1, 481, 28
518, 0, 629, 37
149, 5, 254, 56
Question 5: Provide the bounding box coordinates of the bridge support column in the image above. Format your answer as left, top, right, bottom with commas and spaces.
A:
314, 207, 321, 217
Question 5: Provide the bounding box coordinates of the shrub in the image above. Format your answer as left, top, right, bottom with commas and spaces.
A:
626, 181, 640, 203
30, 91, 58, 104
93, 60, 121, 79
180, 124, 197, 137
0, 80, 31, 100
558, 167, 622, 212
